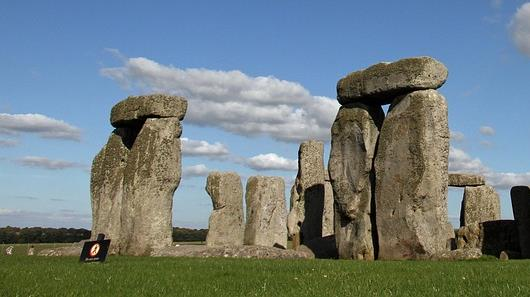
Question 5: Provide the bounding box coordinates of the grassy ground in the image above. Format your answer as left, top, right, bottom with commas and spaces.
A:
1, 251, 530, 297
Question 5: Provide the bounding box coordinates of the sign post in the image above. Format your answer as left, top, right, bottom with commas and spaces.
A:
79, 233, 110, 263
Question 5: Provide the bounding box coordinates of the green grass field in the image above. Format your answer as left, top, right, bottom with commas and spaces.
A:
1, 248, 530, 297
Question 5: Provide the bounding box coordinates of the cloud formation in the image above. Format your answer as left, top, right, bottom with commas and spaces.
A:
479, 126, 495, 136
0, 208, 91, 228
15, 156, 85, 170
511, 3, 530, 57
450, 130, 465, 142
0, 113, 81, 141
449, 147, 530, 189
181, 137, 229, 158
0, 138, 18, 147
101, 55, 339, 142
182, 164, 211, 178
245, 153, 297, 171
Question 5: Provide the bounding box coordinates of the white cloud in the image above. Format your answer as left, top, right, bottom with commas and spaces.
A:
449, 146, 530, 189
480, 140, 494, 148
0, 208, 15, 215
0, 138, 18, 147
486, 172, 530, 188
511, 3, 530, 57
101, 55, 339, 142
479, 126, 495, 136
450, 130, 465, 142
0, 208, 91, 228
0, 113, 81, 141
181, 137, 229, 157
449, 147, 488, 174
15, 156, 85, 170
245, 153, 297, 171
182, 164, 211, 178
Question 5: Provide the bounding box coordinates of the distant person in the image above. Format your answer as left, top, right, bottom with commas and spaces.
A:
27, 245, 35, 256
5, 245, 14, 255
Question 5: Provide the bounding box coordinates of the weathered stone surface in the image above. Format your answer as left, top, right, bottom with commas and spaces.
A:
152, 244, 313, 259
375, 89, 453, 260
205, 172, 244, 247
38, 242, 85, 256
328, 103, 384, 260
120, 118, 182, 255
337, 56, 448, 106
430, 248, 482, 260
38, 246, 83, 257
322, 177, 334, 237
448, 173, 485, 187
244, 176, 287, 249
456, 224, 481, 250
460, 185, 500, 226
111, 94, 187, 127
287, 141, 327, 246
299, 235, 338, 259
90, 127, 138, 254
499, 251, 509, 261
456, 220, 520, 257
511, 186, 530, 258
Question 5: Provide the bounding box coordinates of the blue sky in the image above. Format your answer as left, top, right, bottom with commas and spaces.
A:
1, 1, 529, 229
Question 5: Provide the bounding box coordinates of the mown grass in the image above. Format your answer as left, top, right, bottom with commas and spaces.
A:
1, 252, 530, 297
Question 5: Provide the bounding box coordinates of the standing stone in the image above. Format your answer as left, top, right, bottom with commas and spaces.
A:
287, 141, 326, 245
244, 176, 287, 249
205, 172, 244, 247
460, 185, 501, 226
511, 186, 530, 258
120, 118, 182, 256
375, 89, 453, 260
328, 103, 384, 260
322, 172, 334, 237
337, 56, 448, 106
90, 127, 137, 254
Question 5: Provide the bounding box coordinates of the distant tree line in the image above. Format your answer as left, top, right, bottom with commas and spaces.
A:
172, 227, 207, 242
0, 226, 208, 244
0, 226, 91, 244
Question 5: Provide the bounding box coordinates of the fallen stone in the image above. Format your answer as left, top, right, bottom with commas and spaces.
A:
499, 251, 509, 261
456, 224, 481, 250
337, 56, 448, 106
152, 244, 314, 259
299, 235, 338, 259
244, 176, 287, 249
375, 89, 453, 260
328, 103, 384, 260
511, 186, 530, 258
456, 220, 520, 257
430, 248, 482, 261
287, 140, 327, 246
205, 172, 244, 247
90, 128, 137, 254
448, 173, 485, 187
120, 118, 183, 256
111, 94, 187, 127
38, 242, 84, 257
460, 185, 500, 226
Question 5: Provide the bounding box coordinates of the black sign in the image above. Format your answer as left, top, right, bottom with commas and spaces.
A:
80, 239, 111, 263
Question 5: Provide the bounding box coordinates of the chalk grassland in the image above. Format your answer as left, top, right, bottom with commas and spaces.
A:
1, 252, 530, 297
